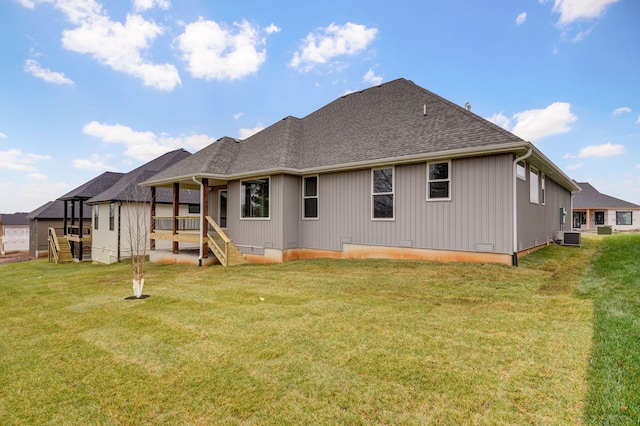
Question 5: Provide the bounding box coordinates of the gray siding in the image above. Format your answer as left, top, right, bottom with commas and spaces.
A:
297, 154, 514, 254
516, 165, 572, 250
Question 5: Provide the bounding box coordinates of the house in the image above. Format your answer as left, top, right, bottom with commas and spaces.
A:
56, 171, 125, 261
86, 149, 200, 264
572, 182, 640, 231
27, 200, 91, 259
142, 78, 580, 266
1, 213, 29, 255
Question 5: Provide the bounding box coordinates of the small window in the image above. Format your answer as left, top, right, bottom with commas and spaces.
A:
241, 177, 269, 219
372, 167, 394, 219
303, 176, 318, 219
541, 173, 546, 205
188, 204, 200, 214
616, 211, 632, 226
516, 161, 526, 180
94, 205, 99, 230
109, 202, 115, 231
529, 166, 539, 204
595, 211, 604, 225
427, 161, 451, 200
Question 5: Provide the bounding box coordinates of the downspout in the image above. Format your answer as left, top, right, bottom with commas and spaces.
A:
192, 176, 204, 266
512, 148, 532, 266
117, 202, 122, 262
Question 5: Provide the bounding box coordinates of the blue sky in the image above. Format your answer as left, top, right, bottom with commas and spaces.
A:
1, 0, 638, 213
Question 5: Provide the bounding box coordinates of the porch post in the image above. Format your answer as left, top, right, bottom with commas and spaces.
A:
586, 209, 591, 231
63, 200, 68, 237
172, 182, 179, 254
201, 178, 209, 259
78, 198, 84, 261
150, 186, 156, 251
70, 200, 76, 257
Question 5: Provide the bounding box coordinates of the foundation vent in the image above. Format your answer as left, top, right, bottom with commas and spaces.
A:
476, 243, 494, 252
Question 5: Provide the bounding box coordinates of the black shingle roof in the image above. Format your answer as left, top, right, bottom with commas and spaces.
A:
573, 182, 640, 209
87, 149, 198, 204
58, 171, 125, 201
27, 200, 92, 220
0, 213, 29, 226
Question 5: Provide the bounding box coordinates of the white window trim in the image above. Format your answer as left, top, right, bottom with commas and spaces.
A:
371, 166, 395, 221
302, 175, 319, 220
240, 176, 271, 221
516, 161, 526, 181
426, 160, 452, 201
541, 172, 546, 206
529, 165, 539, 204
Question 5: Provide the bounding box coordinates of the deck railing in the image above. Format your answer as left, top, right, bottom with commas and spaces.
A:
153, 216, 200, 232
205, 216, 230, 266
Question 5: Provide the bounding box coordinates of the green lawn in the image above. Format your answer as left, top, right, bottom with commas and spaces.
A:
0, 234, 630, 425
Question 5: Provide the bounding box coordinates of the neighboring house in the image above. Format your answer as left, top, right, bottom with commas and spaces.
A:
27, 200, 91, 259
143, 78, 580, 266
86, 149, 200, 264
57, 172, 125, 261
572, 182, 640, 231
1, 213, 29, 255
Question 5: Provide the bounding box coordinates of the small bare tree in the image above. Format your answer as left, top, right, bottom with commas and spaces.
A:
122, 184, 150, 298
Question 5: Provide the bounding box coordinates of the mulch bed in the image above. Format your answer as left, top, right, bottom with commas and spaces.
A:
0, 251, 31, 265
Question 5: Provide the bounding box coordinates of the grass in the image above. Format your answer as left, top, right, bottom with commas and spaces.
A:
0, 235, 614, 425
577, 234, 640, 425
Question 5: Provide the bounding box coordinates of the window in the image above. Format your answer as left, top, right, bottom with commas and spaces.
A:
94, 205, 99, 230
109, 203, 115, 231
241, 177, 269, 218
573, 211, 586, 228
427, 161, 451, 200
595, 211, 605, 225
529, 166, 539, 204
219, 190, 227, 228
188, 204, 200, 214
516, 161, 526, 180
303, 176, 318, 219
616, 211, 632, 226
541, 173, 546, 205
372, 167, 394, 219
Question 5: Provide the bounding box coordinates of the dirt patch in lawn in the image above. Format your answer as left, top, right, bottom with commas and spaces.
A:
0, 251, 30, 265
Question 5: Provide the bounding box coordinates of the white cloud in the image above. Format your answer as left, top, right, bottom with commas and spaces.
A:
564, 142, 625, 159
289, 22, 378, 71
0, 132, 7, 139
176, 18, 268, 81
363, 69, 382, 86
565, 163, 584, 171
27, 172, 48, 181
82, 121, 215, 161
636, 164, 640, 169
544, 0, 620, 26
72, 153, 113, 171
488, 102, 577, 141
613, 107, 631, 115
233, 112, 244, 120
133, 0, 170, 12
516, 12, 527, 25
637, 115, 640, 124
0, 148, 52, 172
238, 126, 264, 139
24, 59, 74, 85
264, 23, 281, 34
486, 112, 511, 130
43, 1, 182, 91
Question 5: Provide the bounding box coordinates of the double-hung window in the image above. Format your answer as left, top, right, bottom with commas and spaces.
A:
303, 176, 318, 219
241, 177, 270, 219
372, 167, 394, 219
109, 203, 115, 231
529, 166, 539, 204
94, 205, 99, 230
516, 161, 526, 180
541, 173, 546, 205
427, 161, 451, 200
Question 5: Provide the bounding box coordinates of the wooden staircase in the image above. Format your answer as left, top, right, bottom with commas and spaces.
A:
48, 227, 73, 263
205, 216, 247, 267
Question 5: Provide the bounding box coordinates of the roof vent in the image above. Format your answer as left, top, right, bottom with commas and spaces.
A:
464, 102, 472, 111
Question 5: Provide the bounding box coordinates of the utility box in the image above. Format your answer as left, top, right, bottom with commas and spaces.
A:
597, 226, 612, 235
563, 231, 581, 247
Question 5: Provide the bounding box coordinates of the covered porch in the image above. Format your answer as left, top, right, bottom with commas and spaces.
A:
148, 178, 245, 267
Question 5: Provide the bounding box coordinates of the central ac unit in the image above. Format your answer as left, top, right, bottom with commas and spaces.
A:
562, 231, 581, 247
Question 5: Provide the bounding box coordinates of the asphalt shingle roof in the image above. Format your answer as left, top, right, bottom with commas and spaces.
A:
144, 78, 553, 186
27, 200, 92, 220
58, 171, 125, 201
573, 182, 640, 209
87, 149, 199, 204
0, 213, 29, 226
